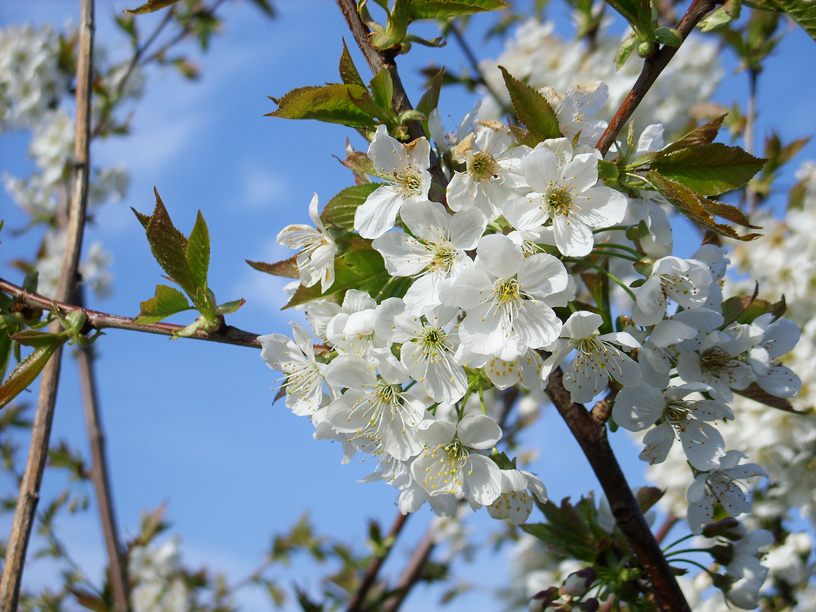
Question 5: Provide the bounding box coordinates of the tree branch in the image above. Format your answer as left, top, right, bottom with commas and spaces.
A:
74, 286, 131, 612
1, 1, 96, 609
0, 278, 262, 350
382, 527, 435, 612
346, 513, 409, 612
595, 0, 717, 156
544, 368, 690, 612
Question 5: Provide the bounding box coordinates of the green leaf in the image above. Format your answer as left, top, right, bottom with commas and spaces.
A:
369, 0, 411, 50
216, 298, 246, 316
735, 382, 803, 414
285, 241, 389, 309
138, 189, 196, 296
246, 256, 300, 279
266, 84, 377, 129
628, 115, 727, 168
123, 0, 181, 14
499, 66, 561, 143
614, 35, 637, 70
369, 69, 394, 115
134, 285, 193, 325
339, 40, 366, 89
0, 338, 67, 411
408, 0, 510, 19
653, 26, 681, 46
0, 322, 13, 382
721, 291, 785, 327
649, 143, 766, 196
321, 183, 383, 231
647, 170, 762, 241
186, 210, 210, 292
247, 0, 276, 18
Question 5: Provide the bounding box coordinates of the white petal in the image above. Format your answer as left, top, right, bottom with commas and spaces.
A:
457, 414, 502, 449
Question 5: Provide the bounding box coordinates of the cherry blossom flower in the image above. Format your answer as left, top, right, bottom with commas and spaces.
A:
486, 469, 548, 525
540, 82, 608, 147
503, 138, 628, 257
354, 124, 431, 239
276, 193, 336, 292
613, 383, 732, 470
687, 451, 766, 534
411, 414, 503, 505
259, 322, 327, 417
439, 233, 567, 361
542, 311, 641, 403
632, 256, 713, 327
372, 200, 485, 315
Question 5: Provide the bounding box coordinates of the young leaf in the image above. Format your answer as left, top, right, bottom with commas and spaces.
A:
339, 40, 366, 89
649, 143, 766, 196
266, 84, 377, 129
647, 170, 762, 241
186, 210, 210, 292
416, 67, 445, 120
137, 189, 196, 296
134, 285, 193, 325
0, 337, 67, 411
246, 256, 300, 279
320, 183, 383, 231
408, 0, 510, 19
123, 0, 181, 15
735, 382, 802, 414
499, 66, 560, 143
369, 68, 394, 115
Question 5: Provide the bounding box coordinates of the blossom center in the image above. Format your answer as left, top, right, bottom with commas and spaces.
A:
493, 278, 522, 306
393, 166, 423, 198
546, 185, 574, 217
700, 346, 736, 374
420, 326, 450, 359
469, 151, 499, 182
428, 242, 457, 273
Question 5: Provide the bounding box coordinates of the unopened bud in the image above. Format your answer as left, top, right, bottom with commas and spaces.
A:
561, 568, 596, 598
702, 517, 745, 541
529, 587, 560, 612
637, 41, 655, 58
572, 599, 600, 612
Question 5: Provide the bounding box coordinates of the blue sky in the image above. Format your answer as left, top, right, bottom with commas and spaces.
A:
1, 0, 816, 609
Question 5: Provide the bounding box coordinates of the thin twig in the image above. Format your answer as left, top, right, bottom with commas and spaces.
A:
745, 68, 759, 214
447, 21, 510, 116
346, 513, 410, 612
595, 0, 717, 156
0, 277, 262, 349
544, 367, 690, 612
74, 286, 131, 612
382, 527, 435, 612
654, 513, 679, 545
0, 1, 96, 609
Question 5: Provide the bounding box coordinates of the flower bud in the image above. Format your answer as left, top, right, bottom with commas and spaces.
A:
572, 599, 599, 612
637, 41, 656, 58
529, 587, 560, 612
702, 517, 744, 540
561, 568, 596, 598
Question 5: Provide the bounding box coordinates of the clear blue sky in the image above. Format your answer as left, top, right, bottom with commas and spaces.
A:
1, 0, 815, 609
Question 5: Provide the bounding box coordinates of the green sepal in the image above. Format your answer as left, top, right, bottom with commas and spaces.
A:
647, 170, 762, 241
648, 143, 766, 196
408, 0, 509, 19
246, 256, 300, 279
597, 160, 620, 180
266, 84, 377, 129
215, 298, 246, 316
499, 66, 561, 143
123, 0, 181, 15
0, 336, 68, 411
320, 183, 383, 231
614, 35, 637, 70
284, 240, 390, 309
134, 284, 193, 325
339, 40, 366, 89
653, 26, 681, 46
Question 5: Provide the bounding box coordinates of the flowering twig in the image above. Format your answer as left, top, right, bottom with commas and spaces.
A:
0, 278, 262, 349
382, 527, 435, 612
544, 367, 691, 612
346, 512, 409, 612
0, 1, 96, 609
595, 0, 717, 156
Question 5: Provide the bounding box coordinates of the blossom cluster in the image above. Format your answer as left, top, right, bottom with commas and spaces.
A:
263, 79, 798, 552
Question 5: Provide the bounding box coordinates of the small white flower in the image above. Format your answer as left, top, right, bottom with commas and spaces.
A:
632, 256, 713, 327
354, 124, 432, 239
276, 193, 336, 292
411, 414, 503, 505
486, 469, 548, 524
259, 322, 326, 416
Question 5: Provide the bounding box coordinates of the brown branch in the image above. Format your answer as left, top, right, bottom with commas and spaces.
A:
544, 368, 690, 612
382, 527, 435, 612
0, 278, 262, 349
0, 1, 96, 609
595, 0, 717, 156
74, 286, 131, 612
654, 513, 679, 545
333, 0, 447, 190
346, 513, 409, 612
